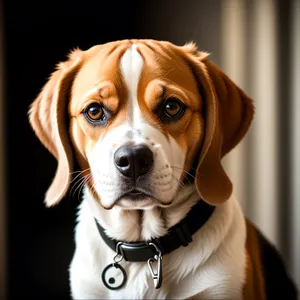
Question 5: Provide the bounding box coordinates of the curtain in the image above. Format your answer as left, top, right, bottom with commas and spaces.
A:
0, 2, 6, 297
291, 0, 300, 290
221, 0, 300, 292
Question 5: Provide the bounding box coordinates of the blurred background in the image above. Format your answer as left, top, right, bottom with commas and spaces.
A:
0, 0, 299, 298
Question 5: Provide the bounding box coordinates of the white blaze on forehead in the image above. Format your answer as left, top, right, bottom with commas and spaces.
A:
120, 44, 144, 125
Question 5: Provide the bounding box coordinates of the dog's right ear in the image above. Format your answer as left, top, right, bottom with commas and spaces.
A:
178, 42, 254, 206
28, 49, 83, 207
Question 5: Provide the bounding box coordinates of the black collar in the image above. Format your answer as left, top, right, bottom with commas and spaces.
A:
94, 199, 215, 262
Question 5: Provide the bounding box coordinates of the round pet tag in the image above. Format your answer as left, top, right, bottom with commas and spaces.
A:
101, 263, 127, 290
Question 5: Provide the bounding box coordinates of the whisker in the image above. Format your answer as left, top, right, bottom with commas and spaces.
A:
70, 168, 91, 184
172, 168, 194, 185
171, 175, 185, 189
171, 167, 194, 185
91, 179, 103, 191
171, 166, 204, 179
71, 178, 86, 198
70, 173, 92, 198
170, 166, 196, 180
71, 172, 86, 184
69, 168, 91, 175
77, 174, 93, 200
185, 166, 204, 177
69, 176, 85, 196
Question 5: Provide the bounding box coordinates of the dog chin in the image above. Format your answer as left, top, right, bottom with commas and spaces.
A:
117, 196, 158, 210
99, 191, 174, 210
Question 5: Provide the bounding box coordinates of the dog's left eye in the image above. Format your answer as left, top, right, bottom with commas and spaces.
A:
159, 98, 186, 122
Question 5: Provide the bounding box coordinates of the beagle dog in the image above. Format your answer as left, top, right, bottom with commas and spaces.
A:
28, 39, 297, 299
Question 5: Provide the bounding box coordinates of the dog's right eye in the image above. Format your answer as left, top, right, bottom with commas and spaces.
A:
83, 103, 109, 125
86, 103, 103, 120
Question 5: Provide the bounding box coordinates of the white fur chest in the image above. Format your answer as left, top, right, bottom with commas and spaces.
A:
69, 193, 246, 299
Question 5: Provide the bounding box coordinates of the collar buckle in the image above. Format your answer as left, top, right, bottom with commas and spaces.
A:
113, 242, 125, 265
147, 242, 163, 289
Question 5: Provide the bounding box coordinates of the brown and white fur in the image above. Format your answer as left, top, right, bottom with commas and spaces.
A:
28, 39, 297, 299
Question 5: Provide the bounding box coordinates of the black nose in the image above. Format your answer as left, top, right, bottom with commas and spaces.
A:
114, 144, 154, 180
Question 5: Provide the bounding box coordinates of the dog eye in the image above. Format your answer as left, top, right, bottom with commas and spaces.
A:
86, 103, 103, 120
84, 103, 108, 125
163, 98, 185, 120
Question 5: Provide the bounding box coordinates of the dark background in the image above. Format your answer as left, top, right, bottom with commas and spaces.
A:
3, 0, 220, 297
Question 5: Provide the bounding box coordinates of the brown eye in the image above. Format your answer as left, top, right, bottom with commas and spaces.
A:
164, 98, 185, 119
83, 103, 111, 126
86, 103, 104, 121
86, 103, 103, 121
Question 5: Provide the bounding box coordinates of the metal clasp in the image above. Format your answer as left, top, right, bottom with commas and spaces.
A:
113, 242, 124, 266
147, 242, 163, 289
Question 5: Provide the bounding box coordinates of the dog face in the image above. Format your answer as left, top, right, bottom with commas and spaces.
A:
68, 42, 205, 210
29, 40, 254, 209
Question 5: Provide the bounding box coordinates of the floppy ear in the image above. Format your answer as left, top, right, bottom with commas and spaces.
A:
182, 44, 254, 205
28, 49, 83, 207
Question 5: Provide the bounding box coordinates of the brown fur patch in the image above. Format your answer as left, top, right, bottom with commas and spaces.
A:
243, 220, 266, 300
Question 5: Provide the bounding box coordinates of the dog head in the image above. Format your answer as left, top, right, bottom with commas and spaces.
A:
29, 39, 254, 210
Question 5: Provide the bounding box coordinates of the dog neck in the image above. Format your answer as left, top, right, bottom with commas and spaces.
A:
82, 184, 201, 242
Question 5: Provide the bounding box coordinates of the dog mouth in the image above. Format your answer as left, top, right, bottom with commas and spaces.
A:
123, 189, 153, 201
115, 188, 161, 209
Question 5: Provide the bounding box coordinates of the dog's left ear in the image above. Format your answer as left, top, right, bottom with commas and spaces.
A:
28, 49, 83, 207
181, 43, 254, 205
